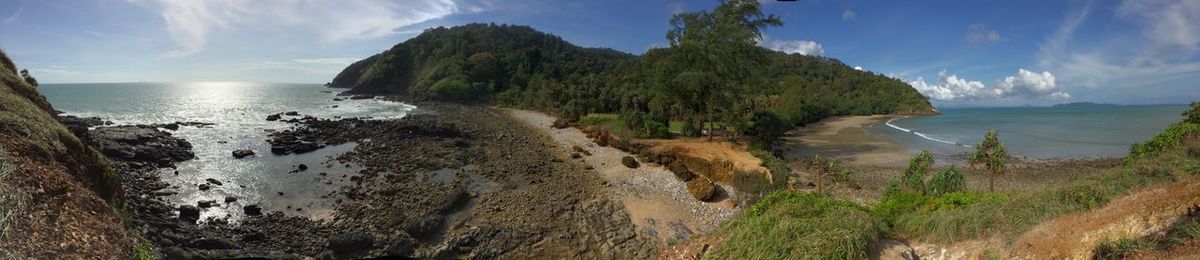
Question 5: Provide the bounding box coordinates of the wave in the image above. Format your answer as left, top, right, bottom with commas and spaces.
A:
885, 117, 973, 148
884, 118, 912, 133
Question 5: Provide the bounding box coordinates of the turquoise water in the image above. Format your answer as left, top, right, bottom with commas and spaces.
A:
41, 82, 414, 222
871, 105, 1189, 160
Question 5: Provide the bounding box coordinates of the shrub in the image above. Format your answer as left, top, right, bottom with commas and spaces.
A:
927, 166, 965, 197
900, 151, 934, 194
749, 111, 788, 144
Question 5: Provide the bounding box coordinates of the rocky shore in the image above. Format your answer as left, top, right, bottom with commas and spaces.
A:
75, 101, 656, 258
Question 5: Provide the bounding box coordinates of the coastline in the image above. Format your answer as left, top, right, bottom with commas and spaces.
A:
778, 115, 911, 167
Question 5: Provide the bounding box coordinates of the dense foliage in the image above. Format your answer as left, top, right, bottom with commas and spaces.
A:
331, 10, 934, 141
1125, 102, 1200, 164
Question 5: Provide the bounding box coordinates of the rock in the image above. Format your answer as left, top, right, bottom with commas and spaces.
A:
197, 200, 217, 208
198, 183, 211, 191
224, 196, 237, 203
162, 123, 180, 131
621, 156, 639, 168
86, 125, 195, 167
327, 232, 375, 254
243, 205, 263, 216
284, 111, 299, 116
871, 239, 918, 260
205, 178, 222, 186
188, 237, 236, 250
384, 234, 416, 257
297, 164, 308, 171
668, 161, 695, 181
572, 145, 591, 156
266, 114, 282, 121
232, 149, 255, 159
349, 95, 373, 100
178, 205, 200, 222
56, 115, 106, 137
570, 153, 582, 159
332, 98, 344, 101
686, 178, 715, 201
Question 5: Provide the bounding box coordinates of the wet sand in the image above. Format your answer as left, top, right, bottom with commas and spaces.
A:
778, 115, 910, 167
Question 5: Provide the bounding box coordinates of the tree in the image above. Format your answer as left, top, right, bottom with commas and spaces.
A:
970, 130, 1008, 192
901, 151, 934, 194
20, 69, 37, 87
750, 110, 787, 144
661, 0, 781, 141
1184, 101, 1200, 124
808, 155, 844, 195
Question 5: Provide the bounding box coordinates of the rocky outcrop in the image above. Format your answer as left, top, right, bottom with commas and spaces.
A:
85, 125, 195, 167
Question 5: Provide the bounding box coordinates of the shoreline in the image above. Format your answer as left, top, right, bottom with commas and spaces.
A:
76, 100, 660, 258
778, 115, 912, 167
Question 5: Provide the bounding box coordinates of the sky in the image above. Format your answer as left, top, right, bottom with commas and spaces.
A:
0, 0, 1197, 106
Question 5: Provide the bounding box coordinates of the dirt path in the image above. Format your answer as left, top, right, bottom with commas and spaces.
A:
1013, 176, 1200, 259
506, 109, 740, 245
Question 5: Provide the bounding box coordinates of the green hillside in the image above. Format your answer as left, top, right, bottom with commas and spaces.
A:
331, 22, 935, 137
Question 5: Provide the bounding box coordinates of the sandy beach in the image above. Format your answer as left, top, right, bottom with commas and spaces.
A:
777, 115, 910, 167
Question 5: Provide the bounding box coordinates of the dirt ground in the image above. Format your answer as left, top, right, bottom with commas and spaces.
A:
1013, 175, 1200, 259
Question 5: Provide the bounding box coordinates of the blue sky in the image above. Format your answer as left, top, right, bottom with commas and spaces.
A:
0, 0, 1197, 106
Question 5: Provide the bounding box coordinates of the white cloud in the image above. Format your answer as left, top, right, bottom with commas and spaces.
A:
854, 66, 863, 71
130, 0, 464, 58
1038, 0, 1200, 89
842, 9, 856, 21
761, 39, 824, 56
5, 0, 25, 23
908, 69, 1070, 101
245, 58, 359, 74
965, 24, 1002, 43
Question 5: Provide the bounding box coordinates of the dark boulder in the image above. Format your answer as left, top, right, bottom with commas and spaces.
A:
232, 149, 255, 158
224, 196, 237, 203
297, 164, 308, 171
621, 156, 639, 168
384, 234, 416, 257
178, 205, 200, 222
197, 200, 217, 208
266, 114, 282, 121
198, 184, 211, 191
205, 178, 222, 186
327, 232, 375, 254
284, 111, 299, 116
243, 205, 263, 216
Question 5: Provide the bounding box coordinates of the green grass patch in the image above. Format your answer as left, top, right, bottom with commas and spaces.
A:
709, 191, 880, 260
875, 150, 1189, 244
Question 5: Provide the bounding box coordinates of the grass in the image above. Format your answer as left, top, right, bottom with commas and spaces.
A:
1094, 237, 1154, 259
709, 191, 880, 260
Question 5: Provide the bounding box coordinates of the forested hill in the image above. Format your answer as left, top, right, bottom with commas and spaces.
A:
328, 23, 635, 99
330, 23, 935, 131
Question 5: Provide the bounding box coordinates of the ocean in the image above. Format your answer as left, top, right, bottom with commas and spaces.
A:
40, 82, 414, 221
872, 105, 1189, 160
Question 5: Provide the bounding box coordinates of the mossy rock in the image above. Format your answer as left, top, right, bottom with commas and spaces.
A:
686, 178, 715, 201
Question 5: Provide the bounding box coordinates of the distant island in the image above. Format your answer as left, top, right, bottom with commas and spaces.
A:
1052, 102, 1121, 108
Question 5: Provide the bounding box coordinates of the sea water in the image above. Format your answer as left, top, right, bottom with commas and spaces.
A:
40, 82, 414, 222
872, 105, 1189, 160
